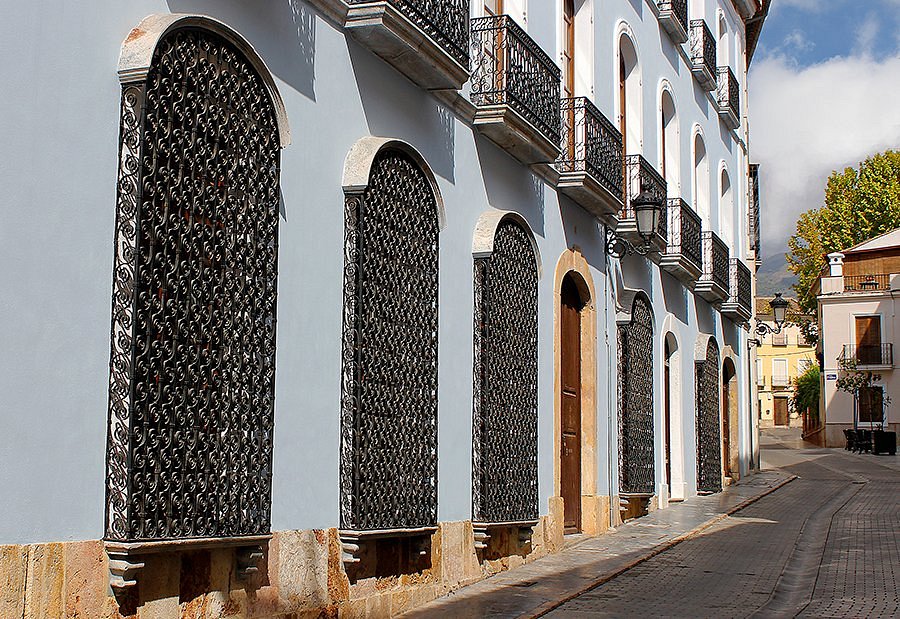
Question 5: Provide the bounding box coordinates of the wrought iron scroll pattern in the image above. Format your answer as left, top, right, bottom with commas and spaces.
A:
702, 231, 729, 292
729, 259, 752, 314
472, 220, 539, 523
471, 15, 562, 146
558, 97, 624, 201
618, 296, 655, 495
690, 20, 716, 79
105, 28, 281, 541
666, 199, 702, 270
717, 67, 740, 121
696, 340, 721, 493
348, 0, 470, 68
340, 149, 439, 531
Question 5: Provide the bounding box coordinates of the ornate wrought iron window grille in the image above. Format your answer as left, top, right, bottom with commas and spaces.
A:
472, 220, 539, 525
340, 148, 440, 534
470, 15, 562, 147
557, 97, 624, 200
696, 339, 722, 493
105, 27, 281, 546
347, 0, 470, 68
618, 296, 656, 496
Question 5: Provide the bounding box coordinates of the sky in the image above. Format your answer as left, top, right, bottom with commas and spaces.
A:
749, 0, 900, 261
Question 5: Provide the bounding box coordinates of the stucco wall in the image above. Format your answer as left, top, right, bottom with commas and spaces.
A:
0, 0, 753, 545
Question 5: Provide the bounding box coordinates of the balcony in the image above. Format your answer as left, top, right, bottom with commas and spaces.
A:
556, 97, 624, 221
844, 273, 891, 292
307, 0, 471, 90
660, 198, 703, 286
471, 15, 562, 167
721, 258, 752, 323
772, 332, 788, 346
695, 231, 729, 303
772, 375, 791, 388
841, 344, 894, 370
689, 20, 717, 91
657, 0, 688, 44
716, 67, 740, 129
749, 163, 761, 260
618, 155, 668, 253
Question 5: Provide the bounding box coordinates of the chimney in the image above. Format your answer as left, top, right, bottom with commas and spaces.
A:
827, 252, 844, 277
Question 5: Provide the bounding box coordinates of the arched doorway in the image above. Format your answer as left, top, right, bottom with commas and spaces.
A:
560, 273, 586, 532
618, 294, 655, 520
722, 357, 738, 480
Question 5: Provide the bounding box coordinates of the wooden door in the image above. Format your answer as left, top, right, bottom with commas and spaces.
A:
560, 276, 582, 533
562, 0, 575, 99
774, 398, 788, 426
484, 0, 503, 14
855, 315, 882, 365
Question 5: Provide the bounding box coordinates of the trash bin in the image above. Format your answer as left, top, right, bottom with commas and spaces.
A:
872, 430, 897, 455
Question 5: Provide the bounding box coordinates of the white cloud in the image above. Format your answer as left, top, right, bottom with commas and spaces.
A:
749, 53, 900, 257
854, 13, 880, 56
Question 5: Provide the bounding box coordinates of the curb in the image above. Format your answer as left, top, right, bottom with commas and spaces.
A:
524, 474, 799, 618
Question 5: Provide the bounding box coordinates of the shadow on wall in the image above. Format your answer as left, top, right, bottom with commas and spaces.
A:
621, 254, 654, 294
165, 0, 316, 101
661, 270, 689, 323
696, 298, 717, 336
475, 134, 545, 236
347, 38, 456, 184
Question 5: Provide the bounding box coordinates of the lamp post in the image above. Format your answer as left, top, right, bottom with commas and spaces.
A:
606, 190, 663, 258
749, 293, 789, 348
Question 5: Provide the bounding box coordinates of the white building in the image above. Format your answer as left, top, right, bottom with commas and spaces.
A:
817, 231, 900, 448
0, 0, 768, 615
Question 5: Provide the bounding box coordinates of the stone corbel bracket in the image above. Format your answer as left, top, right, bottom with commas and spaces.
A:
471, 520, 539, 553
104, 535, 271, 598
339, 527, 438, 566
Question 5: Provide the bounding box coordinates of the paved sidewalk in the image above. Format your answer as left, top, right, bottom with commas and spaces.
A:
404, 469, 794, 618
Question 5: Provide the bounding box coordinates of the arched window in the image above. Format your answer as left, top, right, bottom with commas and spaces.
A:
693, 132, 710, 227
661, 89, 679, 195
472, 215, 539, 524
618, 294, 655, 498
720, 168, 733, 247
339, 143, 440, 534
618, 33, 641, 155
106, 19, 287, 543
717, 13, 730, 67
696, 338, 722, 493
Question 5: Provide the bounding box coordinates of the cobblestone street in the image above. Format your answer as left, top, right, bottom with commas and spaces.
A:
409, 429, 900, 618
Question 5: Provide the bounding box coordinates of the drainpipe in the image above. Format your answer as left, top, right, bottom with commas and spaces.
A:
605, 234, 616, 529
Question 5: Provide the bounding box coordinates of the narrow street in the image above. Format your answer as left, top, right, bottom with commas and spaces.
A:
410, 429, 900, 618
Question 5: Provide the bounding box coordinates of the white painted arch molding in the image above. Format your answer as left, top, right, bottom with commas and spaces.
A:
118, 13, 291, 148
471, 210, 542, 279
342, 136, 447, 229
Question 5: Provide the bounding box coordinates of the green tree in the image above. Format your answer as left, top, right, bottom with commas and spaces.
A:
791, 364, 820, 425
787, 150, 900, 314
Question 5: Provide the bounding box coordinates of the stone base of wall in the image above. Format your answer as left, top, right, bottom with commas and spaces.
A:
824, 423, 900, 448
0, 508, 580, 618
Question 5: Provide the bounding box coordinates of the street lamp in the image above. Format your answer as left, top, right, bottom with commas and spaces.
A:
606, 190, 663, 258
755, 292, 789, 338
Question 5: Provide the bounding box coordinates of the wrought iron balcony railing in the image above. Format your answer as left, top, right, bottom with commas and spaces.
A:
689, 20, 716, 91
619, 155, 667, 251
660, 198, 703, 283
841, 344, 893, 368
558, 97, 624, 200
772, 375, 791, 387
696, 230, 729, 302
657, 0, 688, 43
471, 15, 562, 150
722, 258, 752, 323
348, 0, 470, 68
716, 66, 740, 128
772, 332, 788, 346
749, 163, 761, 254
844, 273, 890, 292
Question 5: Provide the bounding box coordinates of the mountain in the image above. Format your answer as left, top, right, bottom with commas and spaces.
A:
756, 252, 797, 297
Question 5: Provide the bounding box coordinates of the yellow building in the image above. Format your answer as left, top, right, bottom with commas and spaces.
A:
756, 298, 816, 427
